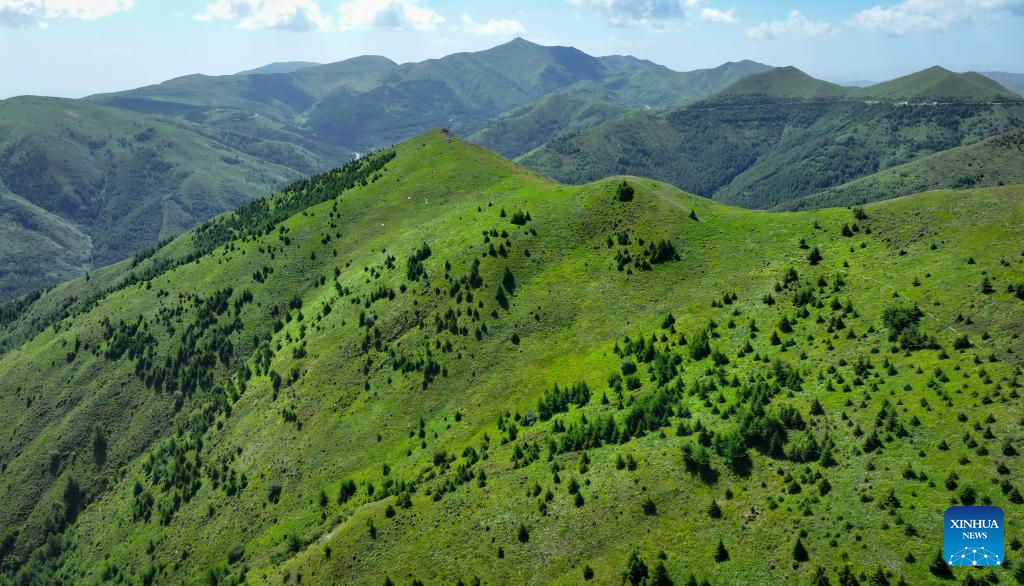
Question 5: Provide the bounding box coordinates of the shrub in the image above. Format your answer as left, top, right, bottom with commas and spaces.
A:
337, 479, 357, 504
267, 482, 282, 503
226, 544, 244, 564
642, 496, 657, 516
616, 181, 635, 202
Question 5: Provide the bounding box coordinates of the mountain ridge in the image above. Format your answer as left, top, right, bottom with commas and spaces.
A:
1, 130, 1022, 585
714, 64, 1021, 101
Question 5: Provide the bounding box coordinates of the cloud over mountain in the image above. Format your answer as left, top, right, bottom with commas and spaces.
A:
746, 9, 838, 40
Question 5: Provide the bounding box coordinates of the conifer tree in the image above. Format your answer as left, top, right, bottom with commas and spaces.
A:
793, 538, 809, 563
714, 539, 729, 562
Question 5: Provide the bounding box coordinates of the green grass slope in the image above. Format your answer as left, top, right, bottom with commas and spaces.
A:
1, 131, 1022, 585
0, 96, 329, 300
779, 129, 1024, 210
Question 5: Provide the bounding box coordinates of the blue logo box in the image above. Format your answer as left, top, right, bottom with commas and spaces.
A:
944, 506, 1004, 567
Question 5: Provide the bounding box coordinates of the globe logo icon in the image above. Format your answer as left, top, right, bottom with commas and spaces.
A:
948, 547, 1001, 566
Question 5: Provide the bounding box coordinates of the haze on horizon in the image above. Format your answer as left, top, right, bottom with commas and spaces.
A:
1, 0, 1023, 99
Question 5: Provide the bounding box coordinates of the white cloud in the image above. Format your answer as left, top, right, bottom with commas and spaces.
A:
567, 0, 686, 28
0, 0, 133, 27
699, 6, 736, 23
460, 14, 524, 36
746, 10, 838, 40
337, 0, 443, 31
849, 0, 1024, 35
195, 0, 333, 31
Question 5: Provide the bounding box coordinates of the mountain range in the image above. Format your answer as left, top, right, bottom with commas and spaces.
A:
0, 129, 1021, 585
1, 39, 1023, 303
522, 65, 1024, 209
0, 40, 772, 302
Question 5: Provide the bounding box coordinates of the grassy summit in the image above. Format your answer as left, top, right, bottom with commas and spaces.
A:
0, 131, 1022, 585
714, 66, 850, 99
716, 65, 1020, 101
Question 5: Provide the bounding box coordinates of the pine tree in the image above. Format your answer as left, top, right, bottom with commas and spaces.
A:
981, 276, 994, 294
868, 566, 889, 586
837, 565, 860, 586
714, 539, 729, 562
809, 398, 824, 415
650, 561, 673, 586
793, 538, 809, 563
808, 247, 822, 265
517, 523, 529, 544
502, 266, 516, 294
624, 550, 648, 585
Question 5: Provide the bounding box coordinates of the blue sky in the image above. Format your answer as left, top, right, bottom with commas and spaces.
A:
1, 0, 1022, 98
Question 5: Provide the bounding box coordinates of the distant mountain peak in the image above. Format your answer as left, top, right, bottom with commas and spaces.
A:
862, 65, 1020, 99
714, 65, 848, 98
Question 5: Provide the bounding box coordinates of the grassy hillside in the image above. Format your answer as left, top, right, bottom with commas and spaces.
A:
1, 131, 1022, 585
715, 66, 850, 99
780, 129, 1024, 210
862, 67, 1019, 100
520, 96, 1024, 209
0, 97, 330, 300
